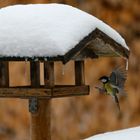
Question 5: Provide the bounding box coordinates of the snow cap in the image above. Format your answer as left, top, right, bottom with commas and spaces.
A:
0, 4, 129, 59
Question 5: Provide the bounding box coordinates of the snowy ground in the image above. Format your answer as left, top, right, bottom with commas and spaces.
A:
85, 126, 140, 140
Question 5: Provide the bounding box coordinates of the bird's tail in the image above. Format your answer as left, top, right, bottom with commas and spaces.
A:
111, 94, 120, 111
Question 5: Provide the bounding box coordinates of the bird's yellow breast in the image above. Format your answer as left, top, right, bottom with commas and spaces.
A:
104, 83, 113, 95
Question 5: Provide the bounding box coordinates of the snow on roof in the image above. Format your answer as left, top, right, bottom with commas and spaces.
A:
0, 3, 129, 58
85, 126, 140, 140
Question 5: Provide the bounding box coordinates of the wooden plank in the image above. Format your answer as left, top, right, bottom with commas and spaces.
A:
0, 88, 51, 98
63, 28, 129, 63
52, 85, 89, 98
87, 38, 117, 56
71, 48, 98, 60
0, 61, 9, 87
75, 60, 85, 85
0, 85, 89, 98
63, 30, 97, 64
94, 29, 130, 58
44, 62, 54, 88
30, 61, 40, 87
0, 56, 64, 62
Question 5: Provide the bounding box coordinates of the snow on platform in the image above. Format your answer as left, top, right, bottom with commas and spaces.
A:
0, 4, 129, 57
85, 126, 140, 140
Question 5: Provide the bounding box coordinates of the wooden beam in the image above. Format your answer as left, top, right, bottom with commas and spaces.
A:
63, 30, 97, 64
44, 61, 54, 88
0, 85, 89, 98
0, 56, 64, 62
0, 87, 51, 98
0, 62, 9, 87
75, 60, 85, 86
94, 29, 130, 58
30, 61, 40, 87
52, 85, 89, 98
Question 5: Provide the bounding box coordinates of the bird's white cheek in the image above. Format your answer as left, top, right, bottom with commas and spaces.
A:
101, 79, 107, 83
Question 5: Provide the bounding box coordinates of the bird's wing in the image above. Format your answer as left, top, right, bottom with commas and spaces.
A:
109, 67, 127, 93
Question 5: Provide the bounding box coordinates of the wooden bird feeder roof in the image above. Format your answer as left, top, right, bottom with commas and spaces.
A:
0, 4, 129, 63
0, 28, 129, 63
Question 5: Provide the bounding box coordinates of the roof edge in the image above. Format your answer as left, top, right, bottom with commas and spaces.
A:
63, 28, 130, 63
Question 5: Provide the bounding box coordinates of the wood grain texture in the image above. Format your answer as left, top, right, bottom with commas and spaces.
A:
64, 28, 129, 63
30, 61, 40, 87
44, 61, 54, 88
0, 85, 89, 98
52, 85, 89, 98
0, 87, 51, 98
75, 60, 85, 86
30, 61, 53, 140
0, 62, 9, 87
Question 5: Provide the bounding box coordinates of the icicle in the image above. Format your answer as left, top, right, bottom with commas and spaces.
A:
25, 58, 28, 62
34, 58, 39, 62
31, 56, 34, 60
44, 58, 47, 61
62, 64, 65, 76
125, 59, 129, 70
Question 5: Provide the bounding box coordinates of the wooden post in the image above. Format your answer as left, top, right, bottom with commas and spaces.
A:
44, 62, 54, 88
75, 60, 85, 85
0, 62, 9, 87
30, 61, 54, 140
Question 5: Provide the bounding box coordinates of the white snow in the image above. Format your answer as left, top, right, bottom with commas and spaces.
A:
0, 4, 129, 57
85, 126, 140, 140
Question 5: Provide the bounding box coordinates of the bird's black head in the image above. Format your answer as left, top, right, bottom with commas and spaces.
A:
99, 76, 109, 83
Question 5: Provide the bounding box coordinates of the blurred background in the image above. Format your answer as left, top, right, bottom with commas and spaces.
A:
0, 0, 140, 140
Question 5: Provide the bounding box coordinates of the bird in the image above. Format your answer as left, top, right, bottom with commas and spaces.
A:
95, 67, 127, 111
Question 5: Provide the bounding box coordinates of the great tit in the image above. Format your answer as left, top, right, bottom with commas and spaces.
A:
95, 67, 127, 111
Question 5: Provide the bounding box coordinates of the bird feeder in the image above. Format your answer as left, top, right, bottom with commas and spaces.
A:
0, 4, 129, 140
